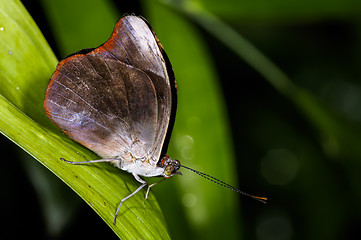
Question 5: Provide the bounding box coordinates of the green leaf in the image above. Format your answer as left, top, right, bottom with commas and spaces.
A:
0, 1, 170, 239
144, 1, 241, 239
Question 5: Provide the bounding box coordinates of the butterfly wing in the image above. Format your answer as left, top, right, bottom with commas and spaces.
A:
44, 16, 175, 165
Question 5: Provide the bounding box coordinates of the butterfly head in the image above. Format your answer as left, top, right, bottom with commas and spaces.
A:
159, 155, 182, 178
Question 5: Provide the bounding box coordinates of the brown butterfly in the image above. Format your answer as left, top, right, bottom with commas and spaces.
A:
44, 15, 266, 225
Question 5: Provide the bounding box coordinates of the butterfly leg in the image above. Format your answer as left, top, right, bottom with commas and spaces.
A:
60, 157, 116, 164
113, 173, 147, 225
145, 178, 166, 200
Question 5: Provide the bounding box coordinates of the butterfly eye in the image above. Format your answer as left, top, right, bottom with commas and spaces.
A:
164, 165, 175, 176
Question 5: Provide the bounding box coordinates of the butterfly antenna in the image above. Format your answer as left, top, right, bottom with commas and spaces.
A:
181, 165, 267, 204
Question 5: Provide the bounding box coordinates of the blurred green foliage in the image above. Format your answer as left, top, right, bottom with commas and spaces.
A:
1, 0, 361, 239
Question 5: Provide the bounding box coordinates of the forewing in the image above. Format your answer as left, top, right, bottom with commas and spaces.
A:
44, 16, 174, 163
44, 54, 158, 159
92, 16, 174, 163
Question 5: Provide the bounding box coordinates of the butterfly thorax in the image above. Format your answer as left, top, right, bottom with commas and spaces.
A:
109, 153, 181, 178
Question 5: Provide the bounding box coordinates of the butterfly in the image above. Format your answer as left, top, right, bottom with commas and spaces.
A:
44, 15, 266, 225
